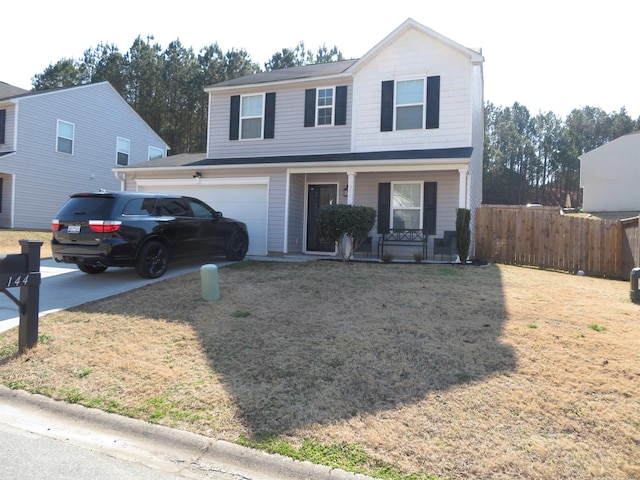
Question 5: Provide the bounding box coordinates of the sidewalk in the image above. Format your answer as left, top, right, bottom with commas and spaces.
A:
0, 386, 375, 480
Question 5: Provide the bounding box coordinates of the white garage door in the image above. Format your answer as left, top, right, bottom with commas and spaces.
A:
138, 182, 268, 256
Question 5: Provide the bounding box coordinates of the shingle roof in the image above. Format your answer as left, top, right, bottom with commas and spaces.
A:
0, 81, 29, 101
208, 59, 358, 88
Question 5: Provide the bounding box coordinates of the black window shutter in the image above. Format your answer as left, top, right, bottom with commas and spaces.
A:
377, 183, 391, 233
380, 81, 394, 132
335, 86, 347, 125
423, 182, 437, 235
229, 95, 240, 140
0, 110, 6, 144
304, 89, 316, 127
264, 92, 276, 139
426, 76, 440, 129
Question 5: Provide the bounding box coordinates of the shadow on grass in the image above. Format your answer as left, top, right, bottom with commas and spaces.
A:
182, 261, 516, 435
44, 260, 515, 438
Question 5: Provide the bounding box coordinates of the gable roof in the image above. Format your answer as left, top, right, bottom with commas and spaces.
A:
579, 130, 640, 162
0, 81, 29, 101
351, 17, 483, 72
205, 18, 483, 92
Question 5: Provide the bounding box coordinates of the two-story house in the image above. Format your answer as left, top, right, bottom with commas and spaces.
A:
0, 81, 169, 229
116, 18, 484, 259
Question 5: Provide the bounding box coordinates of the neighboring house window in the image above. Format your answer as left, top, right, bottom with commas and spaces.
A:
148, 146, 164, 160
391, 182, 422, 229
229, 92, 276, 140
380, 76, 440, 132
0, 110, 6, 144
116, 137, 130, 166
57, 120, 75, 154
305, 86, 347, 127
377, 182, 437, 234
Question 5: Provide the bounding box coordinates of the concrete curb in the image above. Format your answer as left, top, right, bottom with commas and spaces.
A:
0, 386, 375, 480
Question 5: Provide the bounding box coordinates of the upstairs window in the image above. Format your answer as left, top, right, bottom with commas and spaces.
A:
304, 86, 347, 127
380, 76, 440, 132
317, 87, 334, 126
57, 120, 75, 154
148, 146, 164, 160
116, 137, 130, 166
229, 93, 276, 140
240, 94, 264, 140
396, 79, 424, 130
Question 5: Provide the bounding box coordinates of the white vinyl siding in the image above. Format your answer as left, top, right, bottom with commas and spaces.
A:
208, 82, 352, 158
3, 82, 168, 229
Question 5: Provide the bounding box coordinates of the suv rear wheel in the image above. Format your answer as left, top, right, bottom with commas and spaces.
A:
135, 241, 169, 278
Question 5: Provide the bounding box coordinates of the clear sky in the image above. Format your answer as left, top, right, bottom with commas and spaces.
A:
2, 0, 638, 118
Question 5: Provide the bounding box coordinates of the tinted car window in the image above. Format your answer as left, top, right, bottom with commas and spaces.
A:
156, 198, 191, 216
55, 196, 114, 219
188, 200, 215, 219
122, 198, 157, 215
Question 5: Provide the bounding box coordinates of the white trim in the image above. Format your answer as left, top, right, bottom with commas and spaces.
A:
239, 93, 265, 140
283, 170, 291, 254
135, 177, 270, 188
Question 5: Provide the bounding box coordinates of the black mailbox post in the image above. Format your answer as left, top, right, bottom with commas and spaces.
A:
0, 240, 42, 353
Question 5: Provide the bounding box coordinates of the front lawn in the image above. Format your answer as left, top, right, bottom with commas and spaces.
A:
0, 260, 637, 479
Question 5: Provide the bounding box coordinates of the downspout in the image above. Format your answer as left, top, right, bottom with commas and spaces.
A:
114, 171, 126, 191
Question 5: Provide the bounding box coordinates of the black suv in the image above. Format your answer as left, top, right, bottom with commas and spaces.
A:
51, 191, 249, 278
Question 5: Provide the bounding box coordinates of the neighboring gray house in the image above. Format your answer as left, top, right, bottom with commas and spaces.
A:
115, 18, 485, 258
0, 81, 168, 229
579, 131, 640, 212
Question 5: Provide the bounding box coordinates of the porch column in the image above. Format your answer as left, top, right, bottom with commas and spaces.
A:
346, 172, 356, 205
458, 168, 468, 208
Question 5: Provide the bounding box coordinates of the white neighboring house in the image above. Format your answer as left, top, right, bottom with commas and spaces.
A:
0, 81, 169, 229
579, 131, 640, 212
115, 18, 484, 258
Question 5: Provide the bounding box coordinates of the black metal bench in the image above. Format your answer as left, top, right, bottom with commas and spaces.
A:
377, 229, 428, 259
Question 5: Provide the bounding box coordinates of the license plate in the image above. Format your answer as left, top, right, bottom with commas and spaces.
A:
67, 225, 81, 234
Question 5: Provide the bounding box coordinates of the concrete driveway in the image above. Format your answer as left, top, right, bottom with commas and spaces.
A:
0, 257, 229, 334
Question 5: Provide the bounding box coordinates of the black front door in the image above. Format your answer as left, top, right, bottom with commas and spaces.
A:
307, 184, 337, 252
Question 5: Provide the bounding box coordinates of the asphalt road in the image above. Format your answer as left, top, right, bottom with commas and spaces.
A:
0, 256, 228, 333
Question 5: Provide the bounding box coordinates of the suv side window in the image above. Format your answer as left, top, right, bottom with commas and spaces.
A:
122, 198, 157, 215
188, 199, 216, 219
156, 198, 191, 216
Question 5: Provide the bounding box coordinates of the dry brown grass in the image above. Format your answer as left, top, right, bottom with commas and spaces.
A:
0, 230, 52, 258
0, 260, 638, 479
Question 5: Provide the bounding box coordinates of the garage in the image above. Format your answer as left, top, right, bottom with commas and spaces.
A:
136, 178, 269, 256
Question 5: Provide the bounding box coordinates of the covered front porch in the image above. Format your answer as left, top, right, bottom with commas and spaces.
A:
283, 160, 470, 260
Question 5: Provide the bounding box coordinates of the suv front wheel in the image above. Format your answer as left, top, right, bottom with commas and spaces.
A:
226, 232, 248, 261
135, 241, 169, 278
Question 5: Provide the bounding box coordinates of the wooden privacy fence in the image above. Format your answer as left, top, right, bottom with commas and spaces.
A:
474, 205, 640, 279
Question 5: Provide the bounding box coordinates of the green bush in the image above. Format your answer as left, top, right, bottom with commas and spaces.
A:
456, 208, 471, 264
317, 205, 376, 261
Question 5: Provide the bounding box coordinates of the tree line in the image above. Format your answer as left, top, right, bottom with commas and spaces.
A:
31, 36, 639, 207
484, 102, 639, 206
33, 36, 343, 156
